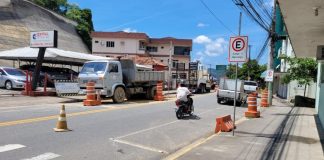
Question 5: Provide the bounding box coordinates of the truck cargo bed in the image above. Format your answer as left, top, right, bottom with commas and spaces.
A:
134, 71, 164, 82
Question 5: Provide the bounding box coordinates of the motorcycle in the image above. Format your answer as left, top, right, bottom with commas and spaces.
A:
175, 95, 194, 119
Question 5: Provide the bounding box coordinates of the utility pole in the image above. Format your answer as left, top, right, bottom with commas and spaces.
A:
268, 0, 276, 106
208, 64, 212, 80
248, 45, 251, 80
168, 41, 173, 92
233, 12, 242, 136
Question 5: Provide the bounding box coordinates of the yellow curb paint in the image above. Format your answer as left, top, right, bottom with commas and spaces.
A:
163, 116, 248, 160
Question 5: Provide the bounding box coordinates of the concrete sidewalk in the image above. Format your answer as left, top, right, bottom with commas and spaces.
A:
176, 98, 324, 160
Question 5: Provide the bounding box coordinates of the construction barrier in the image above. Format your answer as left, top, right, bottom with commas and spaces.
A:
245, 92, 260, 118
154, 81, 164, 101
83, 82, 101, 106
54, 104, 71, 132
260, 89, 269, 107
215, 115, 235, 133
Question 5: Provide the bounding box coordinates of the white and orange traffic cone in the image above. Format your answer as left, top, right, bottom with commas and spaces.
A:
54, 104, 71, 132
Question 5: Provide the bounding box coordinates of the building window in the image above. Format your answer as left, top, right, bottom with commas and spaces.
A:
106, 41, 115, 48
174, 46, 191, 55
172, 60, 179, 68
95, 40, 99, 43
139, 41, 146, 50
179, 73, 187, 79
147, 46, 158, 52
172, 73, 177, 79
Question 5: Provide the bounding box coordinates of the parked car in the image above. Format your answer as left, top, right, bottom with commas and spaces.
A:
0, 67, 26, 90
243, 81, 258, 94
20, 65, 78, 87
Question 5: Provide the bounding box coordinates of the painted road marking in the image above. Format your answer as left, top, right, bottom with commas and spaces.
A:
22, 152, 60, 160
0, 93, 221, 127
0, 144, 25, 153
163, 132, 219, 160
163, 116, 249, 160
0, 103, 149, 127
110, 138, 168, 154
116, 120, 179, 139
115, 107, 227, 139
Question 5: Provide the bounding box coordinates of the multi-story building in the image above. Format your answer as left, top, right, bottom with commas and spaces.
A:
91, 31, 192, 87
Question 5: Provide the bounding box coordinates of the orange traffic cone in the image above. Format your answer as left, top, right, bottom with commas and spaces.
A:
54, 104, 71, 132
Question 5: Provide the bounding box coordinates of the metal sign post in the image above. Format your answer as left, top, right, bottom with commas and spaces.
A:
30, 30, 58, 91
228, 12, 248, 136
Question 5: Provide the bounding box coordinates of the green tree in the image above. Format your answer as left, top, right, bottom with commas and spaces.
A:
282, 57, 317, 97
226, 64, 239, 79
33, 1, 94, 50
239, 59, 267, 81
33, 0, 68, 14
226, 60, 266, 81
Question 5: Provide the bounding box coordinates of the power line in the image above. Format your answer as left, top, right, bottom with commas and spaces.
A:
199, 0, 236, 35
256, 34, 270, 61
232, 0, 272, 33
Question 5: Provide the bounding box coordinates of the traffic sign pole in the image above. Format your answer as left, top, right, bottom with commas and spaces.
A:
233, 12, 242, 136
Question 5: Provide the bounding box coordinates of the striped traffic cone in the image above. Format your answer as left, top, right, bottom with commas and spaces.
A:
54, 104, 71, 132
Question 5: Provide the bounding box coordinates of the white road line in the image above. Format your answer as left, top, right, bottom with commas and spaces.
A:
110, 138, 168, 154
22, 152, 60, 160
116, 120, 179, 139
0, 144, 25, 153
116, 106, 228, 139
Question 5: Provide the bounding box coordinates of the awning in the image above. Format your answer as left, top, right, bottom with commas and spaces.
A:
0, 47, 112, 66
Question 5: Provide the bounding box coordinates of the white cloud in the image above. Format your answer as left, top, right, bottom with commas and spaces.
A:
205, 38, 227, 56
123, 28, 137, 33
197, 22, 208, 28
194, 35, 227, 57
193, 35, 212, 44
192, 55, 205, 64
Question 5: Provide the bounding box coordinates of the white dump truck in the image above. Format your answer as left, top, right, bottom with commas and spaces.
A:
217, 78, 247, 105
188, 62, 211, 93
78, 59, 164, 103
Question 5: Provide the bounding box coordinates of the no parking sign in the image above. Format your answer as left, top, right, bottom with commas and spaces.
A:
265, 69, 274, 82
229, 36, 248, 62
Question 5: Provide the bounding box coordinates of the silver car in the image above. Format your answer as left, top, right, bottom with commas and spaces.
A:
0, 67, 26, 90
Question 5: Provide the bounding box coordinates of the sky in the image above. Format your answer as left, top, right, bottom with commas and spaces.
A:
69, 0, 271, 68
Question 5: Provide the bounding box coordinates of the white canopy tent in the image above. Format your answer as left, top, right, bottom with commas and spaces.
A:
0, 47, 112, 66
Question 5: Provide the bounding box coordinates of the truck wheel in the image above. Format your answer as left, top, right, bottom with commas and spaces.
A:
217, 98, 222, 104
202, 84, 206, 93
113, 87, 126, 103
146, 86, 156, 100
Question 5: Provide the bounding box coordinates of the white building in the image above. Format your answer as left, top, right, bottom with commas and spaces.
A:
91, 31, 192, 88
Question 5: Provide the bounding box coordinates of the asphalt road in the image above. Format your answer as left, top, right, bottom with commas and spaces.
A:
0, 92, 246, 160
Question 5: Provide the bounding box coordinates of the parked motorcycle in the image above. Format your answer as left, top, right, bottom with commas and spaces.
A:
175, 95, 194, 119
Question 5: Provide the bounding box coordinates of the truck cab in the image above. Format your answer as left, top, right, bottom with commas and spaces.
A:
78, 60, 124, 100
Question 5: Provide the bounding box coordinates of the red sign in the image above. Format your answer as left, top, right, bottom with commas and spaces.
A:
229, 36, 248, 62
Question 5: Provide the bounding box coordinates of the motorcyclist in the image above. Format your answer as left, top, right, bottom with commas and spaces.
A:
176, 81, 193, 111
